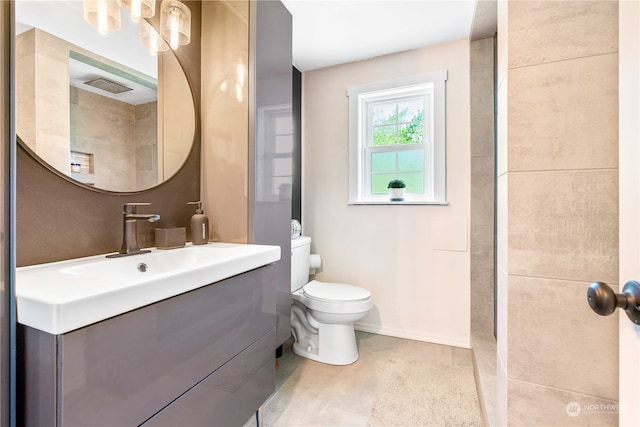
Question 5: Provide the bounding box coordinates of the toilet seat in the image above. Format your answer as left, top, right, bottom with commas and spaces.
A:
293, 280, 373, 315
302, 280, 371, 303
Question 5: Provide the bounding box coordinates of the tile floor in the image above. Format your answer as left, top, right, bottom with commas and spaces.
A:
245, 332, 484, 427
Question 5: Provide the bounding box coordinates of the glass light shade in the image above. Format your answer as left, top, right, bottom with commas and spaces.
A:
139, 19, 169, 56
160, 0, 191, 50
83, 0, 121, 35
117, 0, 156, 23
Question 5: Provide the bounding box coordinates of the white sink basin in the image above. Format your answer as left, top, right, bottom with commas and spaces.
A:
61, 245, 239, 282
17, 243, 281, 335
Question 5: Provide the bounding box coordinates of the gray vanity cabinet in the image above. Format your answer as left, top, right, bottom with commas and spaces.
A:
18, 265, 277, 426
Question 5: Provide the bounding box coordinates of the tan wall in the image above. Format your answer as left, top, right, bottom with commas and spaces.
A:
303, 39, 472, 347
470, 38, 495, 337
201, 0, 249, 243
496, 2, 619, 425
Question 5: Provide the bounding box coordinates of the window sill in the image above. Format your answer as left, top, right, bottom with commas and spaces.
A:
348, 200, 449, 206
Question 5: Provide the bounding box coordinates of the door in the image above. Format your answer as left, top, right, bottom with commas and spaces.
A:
618, 1, 640, 424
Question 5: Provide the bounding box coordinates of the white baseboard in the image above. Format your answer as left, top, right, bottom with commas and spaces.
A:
354, 322, 470, 349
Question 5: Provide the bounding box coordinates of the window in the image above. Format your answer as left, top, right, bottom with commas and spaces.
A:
348, 71, 447, 204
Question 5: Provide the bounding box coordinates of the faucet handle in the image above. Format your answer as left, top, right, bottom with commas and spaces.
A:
123, 203, 152, 214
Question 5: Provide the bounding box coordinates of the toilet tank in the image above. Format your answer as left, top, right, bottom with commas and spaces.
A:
291, 236, 312, 292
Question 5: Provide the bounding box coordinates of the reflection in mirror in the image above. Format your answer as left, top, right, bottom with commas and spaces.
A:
14, 0, 195, 192
68, 50, 159, 189
257, 105, 293, 203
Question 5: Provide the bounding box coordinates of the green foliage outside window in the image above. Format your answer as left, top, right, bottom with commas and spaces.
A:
372, 108, 424, 146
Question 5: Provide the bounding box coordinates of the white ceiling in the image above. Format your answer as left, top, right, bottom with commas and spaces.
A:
16, 0, 495, 82
280, 0, 488, 72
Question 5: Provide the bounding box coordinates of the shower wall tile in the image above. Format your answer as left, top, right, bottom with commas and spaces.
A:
496, 0, 507, 88
508, 53, 618, 172
71, 87, 137, 191
470, 223, 494, 249
508, 1, 618, 69
470, 38, 495, 158
470, 38, 495, 337
470, 244, 494, 335
37, 28, 71, 63
508, 276, 618, 400
470, 156, 494, 233
37, 135, 71, 175
33, 32, 71, 174
135, 102, 159, 188
470, 157, 494, 335
498, 1, 619, 424
15, 32, 37, 151
497, 353, 507, 427
496, 268, 507, 368
496, 174, 507, 272
496, 78, 507, 176
507, 379, 618, 426
508, 169, 618, 284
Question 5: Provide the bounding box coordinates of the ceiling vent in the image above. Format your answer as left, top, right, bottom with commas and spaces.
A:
84, 77, 133, 94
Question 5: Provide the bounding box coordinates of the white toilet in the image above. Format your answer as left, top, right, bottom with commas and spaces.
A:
290, 236, 373, 365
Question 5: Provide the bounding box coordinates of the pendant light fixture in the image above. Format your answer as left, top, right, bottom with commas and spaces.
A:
160, 0, 191, 50
117, 0, 156, 23
83, 0, 121, 35
139, 19, 169, 56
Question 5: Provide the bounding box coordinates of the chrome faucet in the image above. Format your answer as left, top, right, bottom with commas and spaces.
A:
106, 203, 160, 258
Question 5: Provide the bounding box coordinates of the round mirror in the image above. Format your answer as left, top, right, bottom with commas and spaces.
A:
15, 0, 196, 192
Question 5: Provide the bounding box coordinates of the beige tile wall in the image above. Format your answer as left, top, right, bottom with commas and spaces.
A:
507, 54, 618, 172
70, 87, 136, 190
134, 101, 158, 189
32, 29, 70, 174
497, 1, 619, 425
470, 38, 496, 336
507, 379, 618, 427
15, 29, 36, 153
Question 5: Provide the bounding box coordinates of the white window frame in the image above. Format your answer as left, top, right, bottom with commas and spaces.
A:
347, 71, 447, 205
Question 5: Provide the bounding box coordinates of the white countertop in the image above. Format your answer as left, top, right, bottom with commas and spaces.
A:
16, 243, 281, 335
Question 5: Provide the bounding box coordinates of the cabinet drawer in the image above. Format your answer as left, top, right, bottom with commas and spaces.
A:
59, 266, 276, 426
144, 329, 275, 427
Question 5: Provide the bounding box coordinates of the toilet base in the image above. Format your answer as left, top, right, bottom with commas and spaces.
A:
292, 320, 359, 365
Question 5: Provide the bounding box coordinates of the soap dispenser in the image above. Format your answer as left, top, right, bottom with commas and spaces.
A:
188, 201, 209, 245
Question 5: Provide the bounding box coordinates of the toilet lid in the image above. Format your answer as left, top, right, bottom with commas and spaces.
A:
302, 280, 371, 302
